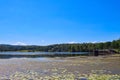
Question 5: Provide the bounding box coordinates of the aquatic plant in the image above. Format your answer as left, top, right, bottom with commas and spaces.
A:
0, 69, 120, 80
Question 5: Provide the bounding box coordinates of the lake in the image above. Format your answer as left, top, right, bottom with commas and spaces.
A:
0, 52, 90, 58
0, 52, 89, 54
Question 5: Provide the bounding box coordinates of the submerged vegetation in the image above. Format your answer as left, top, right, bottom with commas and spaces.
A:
0, 53, 119, 80
1, 70, 120, 80
0, 39, 120, 52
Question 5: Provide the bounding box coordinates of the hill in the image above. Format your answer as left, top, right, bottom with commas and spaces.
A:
0, 39, 120, 52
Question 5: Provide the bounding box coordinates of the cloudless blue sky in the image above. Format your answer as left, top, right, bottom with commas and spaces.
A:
0, 0, 120, 45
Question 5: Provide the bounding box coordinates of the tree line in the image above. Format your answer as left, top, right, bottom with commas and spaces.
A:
0, 39, 120, 52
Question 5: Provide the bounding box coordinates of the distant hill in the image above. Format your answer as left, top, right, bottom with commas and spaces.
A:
0, 39, 120, 52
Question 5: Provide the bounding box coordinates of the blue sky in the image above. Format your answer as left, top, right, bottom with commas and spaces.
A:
0, 0, 120, 45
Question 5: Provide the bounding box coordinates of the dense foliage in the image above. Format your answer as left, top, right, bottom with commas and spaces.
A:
0, 39, 120, 52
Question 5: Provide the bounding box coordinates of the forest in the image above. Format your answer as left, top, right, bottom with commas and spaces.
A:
0, 39, 120, 52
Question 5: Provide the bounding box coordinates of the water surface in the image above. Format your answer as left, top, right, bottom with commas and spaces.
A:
0, 52, 90, 59
0, 52, 89, 55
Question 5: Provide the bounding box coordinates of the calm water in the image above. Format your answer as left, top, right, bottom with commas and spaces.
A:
0, 52, 81, 62
0, 52, 90, 59
0, 52, 89, 55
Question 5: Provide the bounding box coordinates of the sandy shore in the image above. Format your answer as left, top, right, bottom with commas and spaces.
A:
0, 54, 120, 79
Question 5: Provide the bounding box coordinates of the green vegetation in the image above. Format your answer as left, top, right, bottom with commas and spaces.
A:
0, 39, 120, 52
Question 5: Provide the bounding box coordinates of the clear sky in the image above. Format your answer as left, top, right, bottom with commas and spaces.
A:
0, 0, 120, 45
